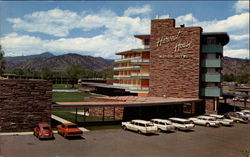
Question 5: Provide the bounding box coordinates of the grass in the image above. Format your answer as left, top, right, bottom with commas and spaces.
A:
52, 111, 114, 123
53, 84, 80, 89
52, 92, 93, 102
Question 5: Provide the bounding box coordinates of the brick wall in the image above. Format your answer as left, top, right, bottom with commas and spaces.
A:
88, 97, 124, 120
0, 79, 52, 131
89, 107, 124, 120
205, 98, 216, 114
149, 19, 202, 99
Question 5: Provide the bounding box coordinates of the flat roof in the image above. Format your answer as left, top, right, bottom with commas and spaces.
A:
116, 48, 150, 55
52, 96, 202, 108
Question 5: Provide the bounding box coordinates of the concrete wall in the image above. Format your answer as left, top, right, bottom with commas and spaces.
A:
0, 79, 52, 131
149, 19, 202, 99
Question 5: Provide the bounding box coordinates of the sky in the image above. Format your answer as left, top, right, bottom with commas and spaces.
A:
0, 1, 249, 59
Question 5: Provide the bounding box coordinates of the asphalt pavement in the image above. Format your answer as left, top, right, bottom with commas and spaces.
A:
1, 123, 250, 157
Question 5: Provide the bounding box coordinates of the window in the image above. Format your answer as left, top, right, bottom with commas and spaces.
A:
207, 37, 217, 45
144, 39, 150, 45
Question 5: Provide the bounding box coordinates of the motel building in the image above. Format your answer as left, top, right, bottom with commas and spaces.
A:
111, 18, 229, 115
78, 18, 230, 121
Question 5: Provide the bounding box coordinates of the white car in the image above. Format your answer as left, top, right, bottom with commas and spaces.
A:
237, 111, 250, 119
169, 118, 195, 131
189, 116, 220, 127
150, 119, 175, 132
122, 120, 157, 134
208, 114, 234, 126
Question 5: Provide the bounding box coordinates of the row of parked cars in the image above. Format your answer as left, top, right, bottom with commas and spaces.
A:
33, 123, 83, 140
121, 110, 250, 134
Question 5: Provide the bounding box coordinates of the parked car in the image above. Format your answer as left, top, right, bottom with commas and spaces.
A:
189, 116, 220, 127
224, 112, 249, 123
122, 120, 157, 134
208, 114, 234, 126
236, 111, 250, 119
241, 110, 250, 117
169, 118, 195, 131
33, 123, 54, 139
150, 119, 175, 132
57, 123, 83, 138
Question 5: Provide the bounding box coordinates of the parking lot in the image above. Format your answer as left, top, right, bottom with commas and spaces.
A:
1, 123, 250, 157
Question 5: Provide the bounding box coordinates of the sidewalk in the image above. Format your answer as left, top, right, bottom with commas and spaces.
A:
52, 114, 89, 132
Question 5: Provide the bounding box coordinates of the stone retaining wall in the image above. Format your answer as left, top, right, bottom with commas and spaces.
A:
0, 79, 52, 131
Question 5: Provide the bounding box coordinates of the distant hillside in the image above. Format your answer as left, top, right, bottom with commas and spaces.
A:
4, 52, 247, 74
4, 52, 114, 72
222, 56, 248, 76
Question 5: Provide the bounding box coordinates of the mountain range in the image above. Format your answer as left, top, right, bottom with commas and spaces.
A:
5, 52, 114, 72
4, 52, 248, 75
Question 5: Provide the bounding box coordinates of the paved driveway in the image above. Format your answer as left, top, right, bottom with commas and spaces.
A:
1, 123, 250, 157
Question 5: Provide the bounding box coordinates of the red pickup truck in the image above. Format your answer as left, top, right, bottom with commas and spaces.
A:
57, 123, 83, 138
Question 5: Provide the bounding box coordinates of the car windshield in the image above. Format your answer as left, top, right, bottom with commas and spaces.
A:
67, 125, 77, 128
42, 127, 50, 130
145, 123, 154, 127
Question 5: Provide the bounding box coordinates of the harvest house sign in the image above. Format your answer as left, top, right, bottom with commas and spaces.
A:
157, 31, 192, 59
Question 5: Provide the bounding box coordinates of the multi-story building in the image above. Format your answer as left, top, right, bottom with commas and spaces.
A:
114, 18, 229, 113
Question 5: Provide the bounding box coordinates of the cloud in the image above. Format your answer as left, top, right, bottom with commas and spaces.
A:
224, 48, 249, 59
230, 34, 249, 41
176, 13, 198, 26
2, 6, 249, 59
1, 33, 141, 58
123, 4, 151, 17
7, 8, 79, 37
234, 0, 250, 13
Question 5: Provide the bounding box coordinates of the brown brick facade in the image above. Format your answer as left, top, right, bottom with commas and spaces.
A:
149, 19, 202, 99
205, 98, 217, 114
0, 79, 52, 131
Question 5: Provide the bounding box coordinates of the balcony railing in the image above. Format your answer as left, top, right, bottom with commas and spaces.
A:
113, 75, 131, 79
113, 66, 140, 71
201, 59, 222, 68
202, 73, 222, 82
201, 87, 222, 97
114, 56, 141, 63
202, 44, 223, 53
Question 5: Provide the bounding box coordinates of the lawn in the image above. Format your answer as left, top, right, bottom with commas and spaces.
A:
52, 111, 114, 123
53, 84, 80, 89
52, 92, 93, 102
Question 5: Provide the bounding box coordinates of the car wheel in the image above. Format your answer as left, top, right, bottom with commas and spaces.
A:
190, 121, 194, 124
236, 120, 240, 123
206, 123, 210, 127
138, 130, 142, 134
122, 126, 127, 130
158, 128, 162, 132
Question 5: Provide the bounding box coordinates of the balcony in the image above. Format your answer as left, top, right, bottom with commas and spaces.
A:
113, 66, 140, 71
113, 75, 131, 79
131, 59, 150, 65
202, 73, 222, 82
114, 56, 141, 63
201, 59, 222, 68
201, 87, 222, 97
202, 44, 223, 54
130, 73, 150, 79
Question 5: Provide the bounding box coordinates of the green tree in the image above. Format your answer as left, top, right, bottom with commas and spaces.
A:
66, 66, 85, 87
12, 69, 24, 75
0, 45, 5, 76
41, 68, 53, 80
237, 59, 250, 84
223, 73, 236, 82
